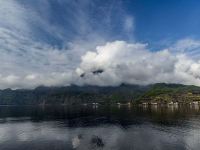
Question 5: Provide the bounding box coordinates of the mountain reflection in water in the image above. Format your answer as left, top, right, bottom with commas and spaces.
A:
0, 105, 199, 150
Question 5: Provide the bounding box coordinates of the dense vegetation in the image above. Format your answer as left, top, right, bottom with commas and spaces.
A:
139, 83, 200, 104
0, 83, 200, 105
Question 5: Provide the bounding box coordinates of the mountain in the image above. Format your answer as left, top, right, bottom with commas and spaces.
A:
0, 83, 200, 105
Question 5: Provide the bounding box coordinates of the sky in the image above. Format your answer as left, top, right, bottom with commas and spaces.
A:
1, 0, 200, 89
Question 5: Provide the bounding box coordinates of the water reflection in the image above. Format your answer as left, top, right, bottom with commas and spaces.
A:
0, 105, 199, 150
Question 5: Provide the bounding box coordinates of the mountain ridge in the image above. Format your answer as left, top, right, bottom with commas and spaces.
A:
0, 83, 200, 105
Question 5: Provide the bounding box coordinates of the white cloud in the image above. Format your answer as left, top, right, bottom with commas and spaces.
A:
1, 1, 200, 89
0, 32, 78, 89
76, 40, 200, 86
0, 0, 90, 89
2, 30, 200, 88
124, 16, 134, 33
170, 38, 200, 59
0, 0, 29, 33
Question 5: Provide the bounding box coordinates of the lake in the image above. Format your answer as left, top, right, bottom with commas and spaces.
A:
0, 105, 200, 150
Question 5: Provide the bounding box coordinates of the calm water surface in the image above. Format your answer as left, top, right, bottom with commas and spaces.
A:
0, 105, 200, 150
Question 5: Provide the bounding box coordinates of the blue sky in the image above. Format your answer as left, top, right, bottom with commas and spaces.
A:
1, 0, 200, 89
15, 0, 200, 49
127, 0, 200, 48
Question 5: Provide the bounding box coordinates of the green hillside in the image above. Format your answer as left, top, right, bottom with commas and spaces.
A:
139, 83, 200, 104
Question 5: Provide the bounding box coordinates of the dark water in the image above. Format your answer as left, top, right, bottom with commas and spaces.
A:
0, 105, 200, 150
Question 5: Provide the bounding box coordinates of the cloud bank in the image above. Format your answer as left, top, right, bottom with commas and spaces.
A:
76, 41, 200, 86
1, 0, 200, 89
2, 38, 200, 89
